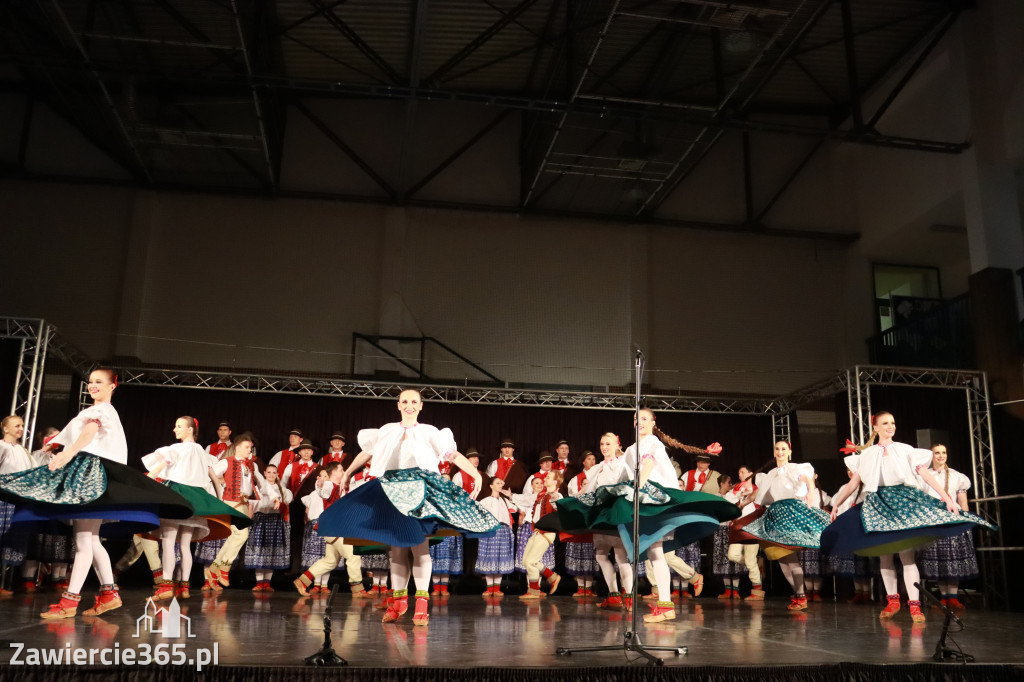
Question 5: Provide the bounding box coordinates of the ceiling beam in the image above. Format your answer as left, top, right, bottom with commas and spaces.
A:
3, 168, 862, 243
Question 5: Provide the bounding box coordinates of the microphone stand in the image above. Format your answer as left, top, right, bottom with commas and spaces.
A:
914, 582, 974, 663
555, 348, 686, 665
304, 584, 348, 666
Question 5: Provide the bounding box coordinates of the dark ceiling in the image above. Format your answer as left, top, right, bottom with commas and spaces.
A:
0, 0, 971, 234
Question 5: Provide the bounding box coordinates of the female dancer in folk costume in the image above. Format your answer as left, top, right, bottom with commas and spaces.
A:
722, 465, 761, 600
299, 467, 330, 593
476, 477, 517, 596
0, 416, 35, 593
823, 412, 996, 623
143, 416, 251, 601
916, 444, 980, 610
564, 451, 599, 597
731, 441, 830, 612
205, 434, 260, 590
0, 368, 192, 619
245, 463, 292, 592
316, 388, 497, 626
546, 408, 738, 623
517, 472, 565, 599
587, 433, 636, 612
511, 477, 555, 575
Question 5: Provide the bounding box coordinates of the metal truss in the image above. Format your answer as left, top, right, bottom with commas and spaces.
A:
108, 366, 778, 415
966, 373, 1007, 607
772, 412, 791, 447
1, 316, 96, 447
778, 364, 1006, 607
846, 366, 872, 447
0, 317, 53, 448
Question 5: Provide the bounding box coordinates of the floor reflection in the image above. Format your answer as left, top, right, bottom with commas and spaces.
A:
0, 588, 1020, 668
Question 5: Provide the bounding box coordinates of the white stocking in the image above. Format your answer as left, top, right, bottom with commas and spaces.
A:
645, 542, 672, 602
159, 524, 178, 581
390, 546, 411, 591
778, 554, 805, 595
410, 541, 431, 594
879, 553, 899, 596
899, 549, 920, 601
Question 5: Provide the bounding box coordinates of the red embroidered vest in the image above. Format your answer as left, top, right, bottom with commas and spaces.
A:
496, 457, 516, 481
223, 457, 257, 502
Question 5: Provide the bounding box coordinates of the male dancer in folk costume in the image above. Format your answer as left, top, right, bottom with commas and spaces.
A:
293, 461, 368, 596
451, 448, 484, 499
206, 434, 261, 589
486, 438, 528, 493
316, 389, 498, 626
518, 473, 565, 599
206, 421, 233, 458
511, 477, 556, 578
0, 416, 35, 594
523, 453, 556, 494
723, 465, 763, 600
268, 428, 304, 477
321, 432, 350, 468
280, 440, 321, 575
552, 440, 571, 473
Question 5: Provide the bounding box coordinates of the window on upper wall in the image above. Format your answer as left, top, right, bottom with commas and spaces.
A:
873, 263, 942, 333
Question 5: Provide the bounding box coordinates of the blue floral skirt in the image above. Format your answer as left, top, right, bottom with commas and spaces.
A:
0, 501, 28, 565
301, 521, 326, 568
195, 538, 225, 566
742, 499, 831, 555
820, 485, 997, 557
476, 524, 515, 575
429, 535, 464, 575
316, 468, 499, 548
917, 531, 979, 581
361, 551, 390, 572
244, 512, 290, 570
564, 539, 598, 576
0, 453, 193, 536
712, 526, 747, 578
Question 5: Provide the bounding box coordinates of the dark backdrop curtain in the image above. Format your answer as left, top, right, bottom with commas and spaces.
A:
112, 385, 772, 481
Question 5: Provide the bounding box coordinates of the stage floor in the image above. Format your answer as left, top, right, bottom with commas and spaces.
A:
0, 588, 1021, 669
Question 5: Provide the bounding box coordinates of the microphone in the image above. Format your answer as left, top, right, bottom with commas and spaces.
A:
633, 346, 645, 360
914, 582, 962, 626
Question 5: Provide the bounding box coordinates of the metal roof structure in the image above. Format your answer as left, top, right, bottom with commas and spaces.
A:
0, 0, 969, 237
